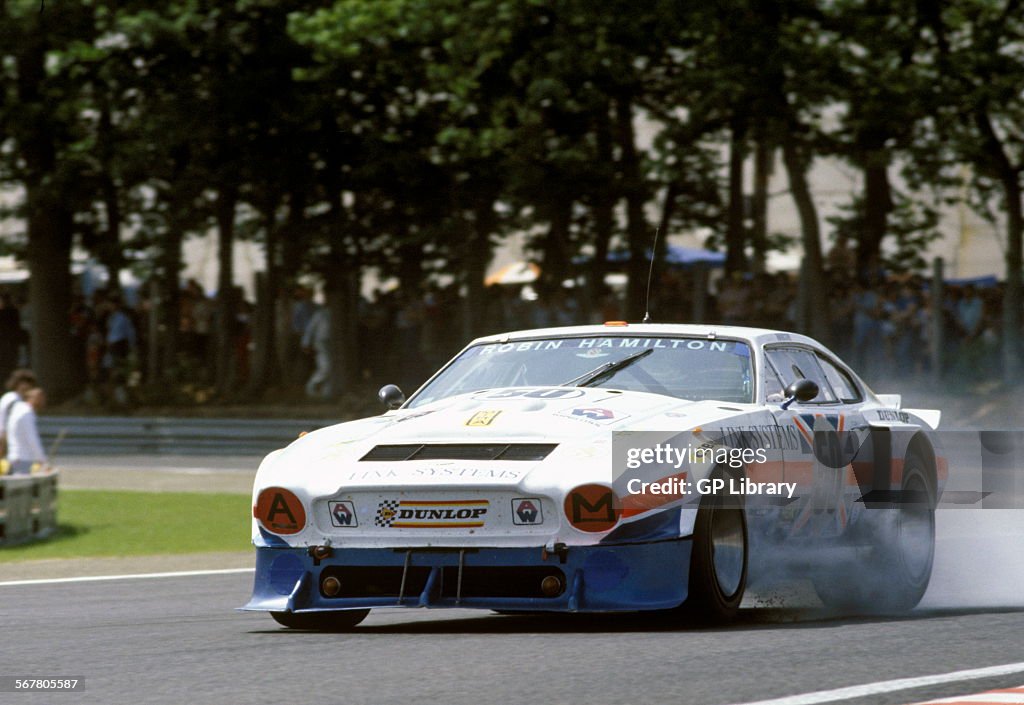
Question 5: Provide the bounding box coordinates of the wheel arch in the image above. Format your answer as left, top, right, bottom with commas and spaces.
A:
906, 431, 938, 496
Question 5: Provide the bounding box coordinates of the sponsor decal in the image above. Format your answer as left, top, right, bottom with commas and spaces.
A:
575, 338, 734, 351
393, 409, 436, 423
374, 499, 489, 528
341, 467, 525, 481
479, 340, 566, 354
573, 407, 614, 420
466, 410, 501, 426
556, 406, 629, 425
511, 498, 543, 525
575, 349, 610, 359
254, 487, 306, 535
875, 409, 910, 423
564, 484, 621, 532
329, 500, 358, 528
712, 424, 804, 452
477, 338, 743, 355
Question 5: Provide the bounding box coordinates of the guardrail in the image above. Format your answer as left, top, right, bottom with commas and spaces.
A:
0, 472, 58, 546
37, 416, 330, 456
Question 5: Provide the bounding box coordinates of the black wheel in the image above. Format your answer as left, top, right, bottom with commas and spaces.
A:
815, 451, 935, 613
683, 472, 748, 622
270, 609, 370, 631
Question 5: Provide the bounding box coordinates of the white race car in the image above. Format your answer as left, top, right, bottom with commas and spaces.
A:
242, 323, 944, 629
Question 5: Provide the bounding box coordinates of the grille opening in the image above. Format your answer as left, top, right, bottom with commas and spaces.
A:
319, 566, 431, 598
361, 443, 556, 462
439, 566, 565, 599
319, 565, 566, 600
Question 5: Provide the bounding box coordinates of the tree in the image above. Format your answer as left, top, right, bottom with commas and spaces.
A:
0, 1, 101, 400
923, 0, 1024, 380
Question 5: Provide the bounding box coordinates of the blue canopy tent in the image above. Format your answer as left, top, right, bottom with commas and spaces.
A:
576, 245, 726, 268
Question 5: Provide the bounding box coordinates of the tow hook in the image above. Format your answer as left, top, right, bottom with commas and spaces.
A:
542, 542, 568, 564
309, 545, 333, 565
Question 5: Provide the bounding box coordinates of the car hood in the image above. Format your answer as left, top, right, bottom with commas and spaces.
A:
254, 386, 760, 496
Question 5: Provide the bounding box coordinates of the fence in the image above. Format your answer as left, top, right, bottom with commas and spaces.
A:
37, 417, 324, 456
0, 472, 58, 546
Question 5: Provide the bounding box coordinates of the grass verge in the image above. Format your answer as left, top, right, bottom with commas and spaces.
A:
0, 489, 252, 562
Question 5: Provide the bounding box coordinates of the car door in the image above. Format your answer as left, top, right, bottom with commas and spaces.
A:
764, 346, 864, 539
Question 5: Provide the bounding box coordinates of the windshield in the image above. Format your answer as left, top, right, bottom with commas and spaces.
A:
407, 336, 755, 408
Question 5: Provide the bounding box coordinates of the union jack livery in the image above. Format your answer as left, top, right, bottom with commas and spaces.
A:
242, 323, 945, 629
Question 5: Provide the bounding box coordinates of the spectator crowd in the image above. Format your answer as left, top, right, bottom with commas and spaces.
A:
0, 264, 1009, 407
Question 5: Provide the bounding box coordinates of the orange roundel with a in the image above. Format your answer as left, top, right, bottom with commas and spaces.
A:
564, 484, 621, 533
254, 487, 307, 535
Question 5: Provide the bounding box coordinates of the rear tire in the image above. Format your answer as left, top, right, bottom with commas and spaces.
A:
814, 451, 935, 613
270, 609, 370, 631
683, 471, 748, 622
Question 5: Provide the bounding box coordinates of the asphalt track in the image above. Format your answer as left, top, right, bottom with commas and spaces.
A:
0, 570, 1022, 705
2, 436, 1023, 705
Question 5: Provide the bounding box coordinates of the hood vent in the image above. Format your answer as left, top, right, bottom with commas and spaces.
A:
361, 443, 557, 462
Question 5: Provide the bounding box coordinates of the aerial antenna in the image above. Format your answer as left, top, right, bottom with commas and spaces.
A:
642, 226, 660, 323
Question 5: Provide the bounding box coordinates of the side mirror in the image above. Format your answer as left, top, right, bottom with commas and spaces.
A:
781, 379, 819, 410
378, 384, 406, 410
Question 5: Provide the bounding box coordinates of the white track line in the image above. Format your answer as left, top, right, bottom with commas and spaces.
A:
0, 567, 254, 587
732, 663, 1024, 705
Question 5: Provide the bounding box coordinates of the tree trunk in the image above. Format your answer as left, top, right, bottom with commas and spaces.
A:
97, 102, 123, 296
158, 228, 183, 382
751, 136, 771, 274
26, 203, 76, 400
726, 118, 749, 273
974, 109, 1023, 382
857, 149, 892, 281
98, 171, 124, 297
587, 105, 615, 321
326, 262, 360, 400
781, 136, 829, 342
335, 266, 361, 398
616, 96, 649, 321
250, 196, 281, 391
462, 199, 495, 340
215, 185, 238, 394
17, 37, 77, 400
541, 200, 573, 292
1002, 171, 1022, 381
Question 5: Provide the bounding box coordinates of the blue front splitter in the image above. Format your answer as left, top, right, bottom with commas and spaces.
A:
241, 539, 692, 614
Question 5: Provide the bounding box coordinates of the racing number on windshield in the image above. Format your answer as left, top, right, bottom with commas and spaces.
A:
479, 389, 583, 400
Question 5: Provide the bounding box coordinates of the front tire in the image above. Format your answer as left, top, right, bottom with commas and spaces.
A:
683, 474, 748, 622
270, 609, 370, 631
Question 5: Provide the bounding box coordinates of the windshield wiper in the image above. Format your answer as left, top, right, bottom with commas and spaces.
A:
561, 348, 654, 388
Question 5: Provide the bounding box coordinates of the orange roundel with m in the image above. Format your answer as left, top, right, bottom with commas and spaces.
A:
254, 487, 307, 535
564, 484, 621, 533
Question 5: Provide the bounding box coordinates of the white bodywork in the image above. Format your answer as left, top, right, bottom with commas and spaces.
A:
251, 324, 937, 550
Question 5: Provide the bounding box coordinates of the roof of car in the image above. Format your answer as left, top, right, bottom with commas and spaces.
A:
471, 323, 822, 349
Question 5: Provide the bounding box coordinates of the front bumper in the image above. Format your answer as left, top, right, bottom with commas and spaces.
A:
240, 539, 692, 614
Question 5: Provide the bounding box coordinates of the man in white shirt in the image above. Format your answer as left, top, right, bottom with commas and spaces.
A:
7, 387, 47, 475
0, 368, 36, 459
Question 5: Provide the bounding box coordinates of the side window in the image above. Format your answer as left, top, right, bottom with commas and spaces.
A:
763, 361, 786, 403
764, 348, 837, 403
817, 356, 862, 403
